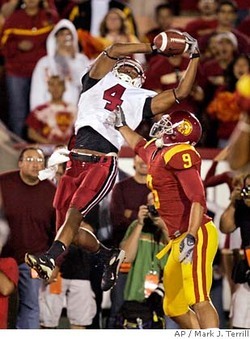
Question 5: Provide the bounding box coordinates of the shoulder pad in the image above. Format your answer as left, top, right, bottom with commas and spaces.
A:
163, 144, 201, 170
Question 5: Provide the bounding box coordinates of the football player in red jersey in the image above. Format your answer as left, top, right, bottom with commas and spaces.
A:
114, 107, 219, 329
25, 33, 200, 293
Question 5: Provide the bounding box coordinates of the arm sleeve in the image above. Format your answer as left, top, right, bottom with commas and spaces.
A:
176, 168, 207, 208
134, 138, 148, 164
142, 97, 154, 119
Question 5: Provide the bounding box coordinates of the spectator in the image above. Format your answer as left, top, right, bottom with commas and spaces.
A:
203, 147, 235, 328
115, 107, 219, 329
107, 154, 150, 328
78, 8, 145, 63
206, 53, 250, 147
236, 13, 250, 37
219, 173, 245, 299
142, 3, 176, 45
0, 0, 59, 139
113, 192, 169, 329
99, 8, 145, 65
39, 239, 97, 329
59, 0, 138, 37
24, 34, 200, 292
0, 199, 18, 329
97, 167, 129, 246
110, 155, 150, 247
141, 3, 178, 63
27, 75, 77, 145
0, 146, 56, 329
30, 19, 90, 111
199, 0, 250, 56
199, 32, 239, 147
185, 0, 218, 40
219, 173, 250, 329
227, 73, 250, 171
38, 155, 97, 329
0, 0, 57, 20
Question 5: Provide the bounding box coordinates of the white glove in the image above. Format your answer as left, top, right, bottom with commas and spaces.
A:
47, 148, 70, 167
179, 234, 196, 264
182, 32, 199, 57
38, 165, 58, 181
113, 105, 127, 129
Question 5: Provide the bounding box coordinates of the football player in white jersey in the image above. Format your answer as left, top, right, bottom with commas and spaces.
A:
25, 34, 200, 292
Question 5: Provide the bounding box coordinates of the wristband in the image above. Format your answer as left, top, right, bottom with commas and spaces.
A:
151, 43, 158, 55
190, 52, 200, 59
173, 88, 180, 104
103, 50, 120, 60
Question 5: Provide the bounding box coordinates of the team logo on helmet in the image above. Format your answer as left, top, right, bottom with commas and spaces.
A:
149, 110, 202, 148
177, 119, 193, 136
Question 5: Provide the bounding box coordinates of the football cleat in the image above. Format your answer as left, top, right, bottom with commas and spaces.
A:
25, 253, 55, 281
101, 248, 126, 291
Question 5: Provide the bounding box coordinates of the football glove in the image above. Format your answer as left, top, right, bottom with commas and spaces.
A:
179, 233, 196, 264
114, 105, 127, 129
182, 32, 200, 58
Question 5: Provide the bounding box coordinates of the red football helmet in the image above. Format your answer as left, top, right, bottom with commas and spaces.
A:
149, 110, 202, 147
112, 56, 146, 88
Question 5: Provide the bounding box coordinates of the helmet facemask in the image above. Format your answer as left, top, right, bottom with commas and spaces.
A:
112, 58, 145, 88
150, 115, 184, 146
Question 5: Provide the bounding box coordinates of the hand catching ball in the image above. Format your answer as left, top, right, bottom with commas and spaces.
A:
153, 29, 188, 57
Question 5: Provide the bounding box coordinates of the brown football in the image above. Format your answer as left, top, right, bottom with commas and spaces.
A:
153, 29, 188, 57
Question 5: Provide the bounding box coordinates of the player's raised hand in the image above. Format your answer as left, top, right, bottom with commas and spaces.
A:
113, 105, 127, 129
182, 32, 200, 58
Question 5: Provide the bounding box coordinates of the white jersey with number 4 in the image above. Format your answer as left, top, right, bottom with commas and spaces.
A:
75, 72, 157, 150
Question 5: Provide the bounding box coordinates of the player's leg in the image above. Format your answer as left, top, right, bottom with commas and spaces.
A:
26, 156, 125, 290
183, 221, 219, 329
163, 238, 200, 329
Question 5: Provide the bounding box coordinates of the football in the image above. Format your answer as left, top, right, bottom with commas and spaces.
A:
153, 29, 188, 57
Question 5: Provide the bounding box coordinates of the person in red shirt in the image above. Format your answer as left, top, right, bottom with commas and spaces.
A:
0, 257, 19, 329
0, 147, 56, 329
0, 0, 59, 139
141, 3, 180, 63
0, 203, 19, 329
185, 0, 218, 40
113, 106, 219, 329
198, 0, 250, 56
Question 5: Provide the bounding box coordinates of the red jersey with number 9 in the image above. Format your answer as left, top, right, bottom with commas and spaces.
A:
135, 139, 211, 237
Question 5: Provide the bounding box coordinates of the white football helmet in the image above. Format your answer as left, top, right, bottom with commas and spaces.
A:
112, 56, 145, 88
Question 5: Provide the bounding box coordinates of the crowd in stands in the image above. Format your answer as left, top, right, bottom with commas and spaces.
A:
0, 0, 249, 148
0, 0, 250, 330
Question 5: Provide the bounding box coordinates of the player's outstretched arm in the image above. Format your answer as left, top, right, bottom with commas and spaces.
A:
151, 33, 200, 116
114, 106, 143, 150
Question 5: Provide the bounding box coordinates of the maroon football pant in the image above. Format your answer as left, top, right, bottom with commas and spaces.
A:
53, 155, 118, 231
